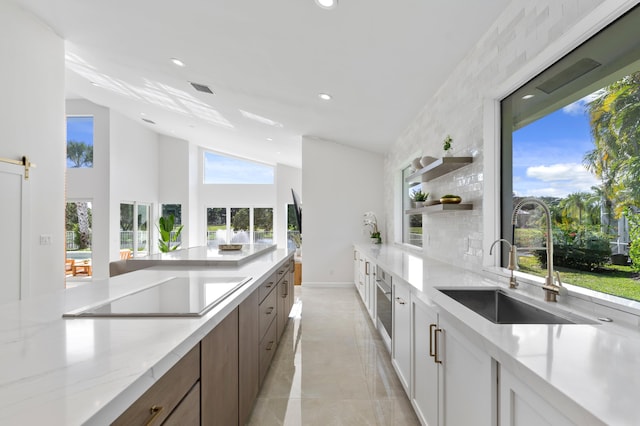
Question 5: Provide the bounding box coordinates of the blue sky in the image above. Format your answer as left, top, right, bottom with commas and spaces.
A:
512, 97, 601, 198
204, 151, 274, 184
66, 116, 94, 168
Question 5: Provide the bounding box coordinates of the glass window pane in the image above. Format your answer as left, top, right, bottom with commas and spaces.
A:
402, 166, 423, 247
66, 116, 94, 168
204, 151, 274, 184
137, 204, 150, 257
500, 7, 640, 302
254, 208, 274, 244
120, 203, 134, 250
230, 208, 250, 243
207, 207, 227, 247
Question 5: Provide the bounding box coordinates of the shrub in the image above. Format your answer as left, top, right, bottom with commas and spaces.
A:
535, 226, 611, 271
626, 209, 640, 272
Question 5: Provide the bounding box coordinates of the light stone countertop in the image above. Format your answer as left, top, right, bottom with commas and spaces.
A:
0, 248, 293, 426
128, 243, 277, 266
356, 243, 640, 426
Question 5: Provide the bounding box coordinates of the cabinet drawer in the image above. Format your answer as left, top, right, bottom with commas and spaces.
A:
162, 381, 200, 426
275, 264, 288, 283
258, 273, 277, 303
259, 319, 278, 386
259, 288, 278, 340
112, 344, 200, 426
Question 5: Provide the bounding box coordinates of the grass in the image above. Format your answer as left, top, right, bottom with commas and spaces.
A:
518, 256, 640, 302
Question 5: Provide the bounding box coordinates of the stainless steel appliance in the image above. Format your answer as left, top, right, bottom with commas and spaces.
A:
376, 266, 392, 352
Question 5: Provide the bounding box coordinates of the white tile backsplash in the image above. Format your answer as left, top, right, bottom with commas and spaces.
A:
384, 0, 607, 269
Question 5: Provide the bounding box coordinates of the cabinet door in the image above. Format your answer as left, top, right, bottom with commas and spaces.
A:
353, 249, 359, 287
412, 298, 439, 426
365, 260, 376, 321
201, 308, 239, 426
239, 289, 260, 426
439, 314, 494, 426
357, 257, 367, 302
162, 382, 200, 426
392, 281, 411, 393
499, 367, 576, 426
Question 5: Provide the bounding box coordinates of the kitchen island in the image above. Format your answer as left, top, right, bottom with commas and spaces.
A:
0, 246, 293, 425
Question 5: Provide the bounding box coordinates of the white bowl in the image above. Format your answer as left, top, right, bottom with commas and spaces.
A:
420, 156, 437, 168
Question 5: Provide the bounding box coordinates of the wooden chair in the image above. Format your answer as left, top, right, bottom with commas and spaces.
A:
65, 259, 75, 276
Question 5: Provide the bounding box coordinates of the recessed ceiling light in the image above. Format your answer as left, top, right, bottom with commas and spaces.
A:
266, 137, 273, 141
315, 0, 337, 9
522, 94, 535, 100
171, 58, 185, 67
318, 93, 332, 101
90, 81, 99, 87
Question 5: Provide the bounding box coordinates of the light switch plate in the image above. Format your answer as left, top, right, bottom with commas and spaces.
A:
40, 234, 52, 245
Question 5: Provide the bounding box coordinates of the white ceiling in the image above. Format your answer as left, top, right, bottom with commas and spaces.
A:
13, 0, 510, 168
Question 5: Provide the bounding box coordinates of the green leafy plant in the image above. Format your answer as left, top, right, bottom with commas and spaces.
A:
411, 190, 429, 202
157, 214, 184, 253
625, 209, 640, 272
443, 135, 453, 152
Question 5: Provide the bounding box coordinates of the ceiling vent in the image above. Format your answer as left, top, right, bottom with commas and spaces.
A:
141, 118, 156, 124
536, 58, 601, 94
190, 82, 214, 94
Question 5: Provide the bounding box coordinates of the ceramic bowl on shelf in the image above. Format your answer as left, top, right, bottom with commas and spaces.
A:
411, 157, 423, 170
420, 156, 437, 168
440, 195, 462, 204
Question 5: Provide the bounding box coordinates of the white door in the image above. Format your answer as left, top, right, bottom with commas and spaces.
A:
0, 161, 29, 303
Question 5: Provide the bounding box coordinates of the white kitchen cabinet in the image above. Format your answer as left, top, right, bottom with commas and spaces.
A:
412, 297, 439, 426
392, 278, 411, 394
412, 296, 494, 426
354, 251, 376, 321
499, 366, 578, 426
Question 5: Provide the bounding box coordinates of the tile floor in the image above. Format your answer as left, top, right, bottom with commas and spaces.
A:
248, 286, 420, 426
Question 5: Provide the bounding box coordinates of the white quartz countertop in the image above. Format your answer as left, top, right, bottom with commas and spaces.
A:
128, 243, 276, 266
356, 243, 640, 426
0, 248, 292, 426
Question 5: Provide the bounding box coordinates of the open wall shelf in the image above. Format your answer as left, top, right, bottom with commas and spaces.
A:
405, 156, 472, 183
405, 203, 473, 215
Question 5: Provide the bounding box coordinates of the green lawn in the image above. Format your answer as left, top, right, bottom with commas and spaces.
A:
518, 256, 640, 301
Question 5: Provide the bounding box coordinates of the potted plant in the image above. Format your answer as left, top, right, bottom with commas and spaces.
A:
157, 214, 184, 252
411, 190, 429, 208
443, 135, 453, 156
363, 211, 382, 244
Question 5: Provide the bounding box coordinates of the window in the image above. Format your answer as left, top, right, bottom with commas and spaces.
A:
66, 116, 94, 168
65, 201, 92, 279
161, 204, 182, 247
402, 166, 423, 247
203, 151, 274, 184
206, 207, 274, 246
500, 6, 640, 302
120, 202, 150, 258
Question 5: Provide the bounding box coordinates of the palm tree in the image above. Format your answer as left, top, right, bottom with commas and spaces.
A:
66, 141, 93, 168
560, 192, 589, 225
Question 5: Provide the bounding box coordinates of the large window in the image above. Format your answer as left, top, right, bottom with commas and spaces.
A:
206, 207, 274, 246
120, 202, 150, 257
402, 166, 423, 247
500, 6, 640, 302
203, 151, 274, 184
66, 116, 94, 168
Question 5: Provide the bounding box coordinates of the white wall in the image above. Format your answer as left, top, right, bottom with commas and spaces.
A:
302, 137, 384, 285
109, 110, 159, 260
384, 0, 635, 271
0, 2, 65, 295
158, 135, 194, 248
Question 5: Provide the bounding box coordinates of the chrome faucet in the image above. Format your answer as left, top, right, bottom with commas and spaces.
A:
511, 198, 562, 302
489, 238, 518, 288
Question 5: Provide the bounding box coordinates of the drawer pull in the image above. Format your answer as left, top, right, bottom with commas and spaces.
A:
434, 328, 443, 364
266, 282, 274, 289
144, 405, 164, 426
266, 307, 274, 315
395, 297, 406, 305
266, 341, 275, 351
429, 323, 436, 358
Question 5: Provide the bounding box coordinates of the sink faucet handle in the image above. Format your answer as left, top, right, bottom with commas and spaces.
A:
554, 271, 562, 287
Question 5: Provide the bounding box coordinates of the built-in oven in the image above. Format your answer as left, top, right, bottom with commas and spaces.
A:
376, 266, 392, 353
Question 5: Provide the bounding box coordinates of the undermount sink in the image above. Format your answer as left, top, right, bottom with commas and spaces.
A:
437, 288, 595, 325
